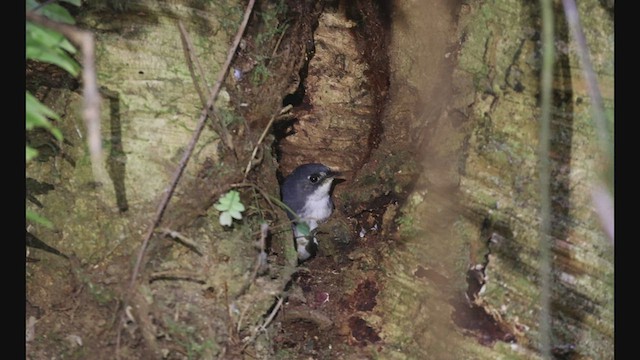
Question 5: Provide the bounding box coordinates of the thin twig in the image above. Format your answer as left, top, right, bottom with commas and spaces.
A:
561, 0, 614, 244
270, 24, 289, 59
178, 21, 210, 110
592, 184, 614, 243
234, 222, 270, 300
114, 303, 123, 360
231, 182, 277, 214
179, 22, 212, 93
26, 11, 106, 185
149, 271, 206, 284
538, 0, 554, 357
178, 21, 236, 155
243, 104, 293, 179
158, 228, 204, 256
259, 296, 283, 332
242, 296, 284, 350
561, 0, 613, 165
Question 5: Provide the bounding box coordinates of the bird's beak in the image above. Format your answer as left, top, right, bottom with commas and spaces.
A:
327, 169, 346, 184
327, 169, 344, 179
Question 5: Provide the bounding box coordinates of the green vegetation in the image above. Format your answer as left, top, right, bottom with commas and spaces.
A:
26, 0, 80, 162
165, 318, 217, 359
26, 0, 81, 226
249, 0, 289, 85
214, 190, 246, 226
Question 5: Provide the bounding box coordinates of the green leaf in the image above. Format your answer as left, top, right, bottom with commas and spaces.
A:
26, 1, 76, 24
57, 37, 77, 54
229, 210, 243, 220
231, 200, 245, 212
296, 222, 310, 237
215, 191, 241, 211
26, 23, 77, 55
26, 209, 54, 229
27, 23, 65, 48
26, 24, 77, 52
219, 212, 232, 227
27, 45, 80, 76
41, 4, 76, 24
214, 190, 245, 227
26, 92, 63, 141
59, 0, 82, 6
26, 24, 79, 75
26, 0, 40, 11
26, 91, 59, 125
26, 146, 38, 162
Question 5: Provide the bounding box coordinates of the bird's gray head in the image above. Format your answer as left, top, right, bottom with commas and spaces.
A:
280, 163, 341, 261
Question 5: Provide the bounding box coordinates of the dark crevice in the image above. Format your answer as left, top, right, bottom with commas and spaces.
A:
272, 118, 299, 168
347, 316, 381, 346
272, 0, 392, 176
451, 218, 516, 347
450, 294, 516, 347
344, 0, 391, 159
281, 40, 314, 108
505, 39, 527, 93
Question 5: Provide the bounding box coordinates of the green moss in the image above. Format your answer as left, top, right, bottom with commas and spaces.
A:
165, 317, 219, 358
86, 281, 116, 305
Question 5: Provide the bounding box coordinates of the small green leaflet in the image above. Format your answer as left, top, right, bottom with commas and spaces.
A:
26, 23, 79, 76
27, 209, 54, 229
26, 91, 63, 141
214, 190, 245, 227
26, 0, 80, 23
295, 222, 310, 237
26, 146, 38, 162
26, 0, 80, 76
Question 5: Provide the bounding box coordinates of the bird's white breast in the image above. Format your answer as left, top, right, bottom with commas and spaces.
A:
300, 180, 333, 229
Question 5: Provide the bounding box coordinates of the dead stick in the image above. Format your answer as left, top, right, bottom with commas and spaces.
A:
158, 228, 204, 256
26, 11, 105, 184
270, 23, 288, 59
178, 21, 209, 111
231, 182, 277, 213
233, 222, 270, 300
178, 22, 212, 95
243, 104, 292, 179
242, 296, 284, 349
177, 21, 235, 154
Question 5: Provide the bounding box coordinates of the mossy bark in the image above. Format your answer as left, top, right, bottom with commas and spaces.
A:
372, 0, 614, 358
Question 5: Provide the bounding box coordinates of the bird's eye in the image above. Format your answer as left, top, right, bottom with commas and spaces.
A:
309, 175, 319, 183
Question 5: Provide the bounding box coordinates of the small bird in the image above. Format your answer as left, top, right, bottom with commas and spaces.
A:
280, 163, 341, 261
